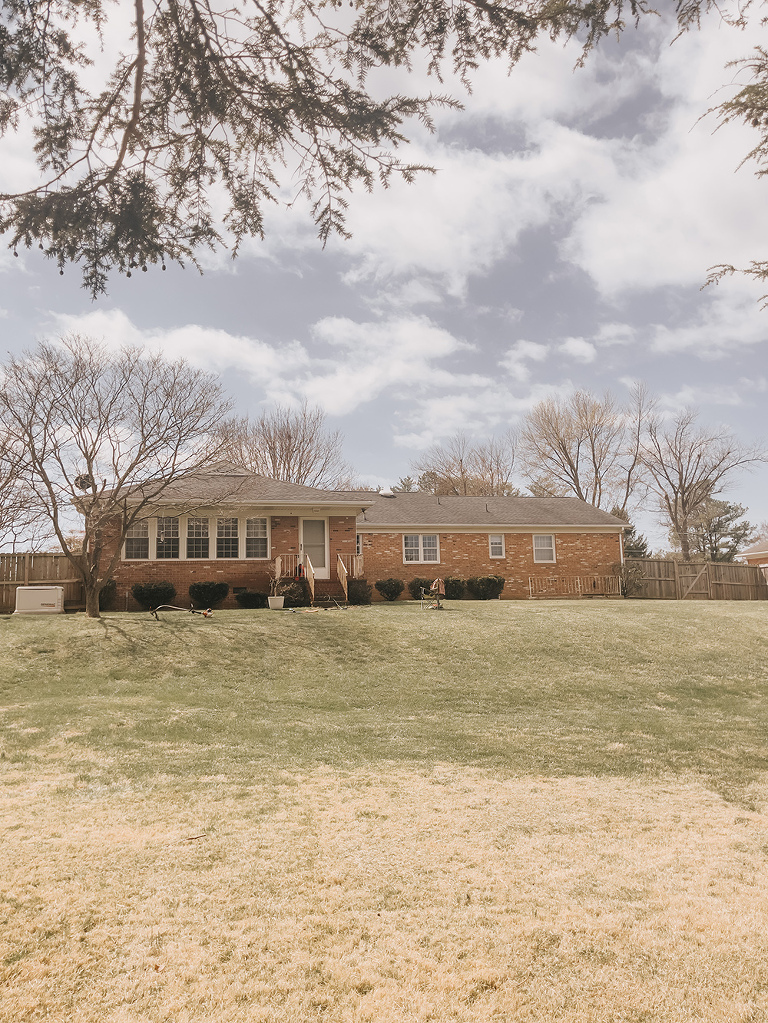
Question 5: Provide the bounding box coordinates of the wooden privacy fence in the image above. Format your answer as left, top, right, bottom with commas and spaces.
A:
627, 558, 768, 601
0, 553, 84, 612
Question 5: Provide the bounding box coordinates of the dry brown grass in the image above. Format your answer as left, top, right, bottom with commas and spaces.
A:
2, 764, 768, 1022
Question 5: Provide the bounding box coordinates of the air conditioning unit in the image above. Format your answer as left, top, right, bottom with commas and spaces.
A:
14, 585, 65, 615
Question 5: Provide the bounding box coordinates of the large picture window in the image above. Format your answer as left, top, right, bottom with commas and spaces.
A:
187, 517, 210, 559
125, 520, 149, 559
533, 534, 556, 563
404, 534, 439, 563
156, 516, 179, 559
217, 517, 239, 558
245, 517, 268, 559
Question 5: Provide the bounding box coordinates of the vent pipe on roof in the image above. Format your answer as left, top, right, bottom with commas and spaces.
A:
380, 487, 395, 498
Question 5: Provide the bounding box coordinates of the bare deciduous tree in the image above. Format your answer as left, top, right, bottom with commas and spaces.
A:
0, 334, 230, 616
217, 403, 355, 489
640, 408, 766, 562
0, 429, 51, 552
519, 387, 649, 511
413, 431, 519, 496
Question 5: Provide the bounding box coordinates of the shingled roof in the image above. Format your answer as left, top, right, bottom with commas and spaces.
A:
356, 493, 625, 529
127, 462, 374, 508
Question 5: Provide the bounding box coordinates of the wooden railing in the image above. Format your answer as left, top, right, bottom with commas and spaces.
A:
528, 574, 622, 599
338, 553, 363, 578
304, 556, 315, 603
337, 554, 348, 601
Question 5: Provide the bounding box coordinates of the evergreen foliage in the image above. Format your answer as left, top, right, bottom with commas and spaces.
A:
234, 590, 269, 609
347, 579, 373, 605
131, 581, 177, 609
4, 2, 751, 295
375, 578, 405, 602
406, 577, 436, 600
189, 581, 230, 608
443, 577, 466, 600
466, 575, 505, 600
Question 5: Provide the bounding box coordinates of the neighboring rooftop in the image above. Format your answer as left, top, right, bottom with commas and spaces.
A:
741, 538, 768, 558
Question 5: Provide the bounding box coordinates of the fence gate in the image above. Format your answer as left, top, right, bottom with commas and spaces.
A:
628, 558, 768, 601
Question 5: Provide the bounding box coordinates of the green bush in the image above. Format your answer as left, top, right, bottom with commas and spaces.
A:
407, 577, 435, 601
131, 581, 176, 609
375, 578, 405, 602
347, 579, 372, 605
189, 581, 230, 608
234, 590, 268, 609
443, 577, 466, 600
98, 579, 117, 611
278, 578, 311, 608
466, 575, 505, 600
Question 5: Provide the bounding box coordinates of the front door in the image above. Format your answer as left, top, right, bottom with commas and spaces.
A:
301, 519, 329, 579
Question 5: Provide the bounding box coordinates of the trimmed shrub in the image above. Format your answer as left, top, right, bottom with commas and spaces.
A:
443, 576, 466, 600
407, 577, 435, 601
189, 581, 230, 608
375, 578, 405, 602
466, 575, 505, 600
131, 580, 176, 609
234, 590, 268, 609
347, 579, 372, 605
278, 578, 311, 608
98, 579, 117, 611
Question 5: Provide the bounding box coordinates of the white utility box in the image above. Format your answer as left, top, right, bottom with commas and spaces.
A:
14, 585, 65, 614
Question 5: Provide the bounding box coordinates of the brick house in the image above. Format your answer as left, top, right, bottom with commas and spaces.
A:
740, 538, 768, 581
108, 464, 625, 606
352, 491, 625, 599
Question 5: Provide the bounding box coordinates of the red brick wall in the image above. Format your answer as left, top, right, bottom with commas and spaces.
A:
360, 531, 622, 600
108, 514, 357, 610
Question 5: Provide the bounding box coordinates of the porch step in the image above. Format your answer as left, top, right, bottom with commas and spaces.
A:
312, 580, 347, 607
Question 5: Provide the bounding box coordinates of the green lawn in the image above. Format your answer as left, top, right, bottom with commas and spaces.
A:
1, 601, 767, 1021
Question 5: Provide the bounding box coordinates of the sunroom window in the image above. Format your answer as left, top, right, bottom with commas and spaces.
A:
156, 516, 179, 559
187, 517, 209, 559
125, 520, 149, 559
217, 517, 239, 558
245, 517, 268, 559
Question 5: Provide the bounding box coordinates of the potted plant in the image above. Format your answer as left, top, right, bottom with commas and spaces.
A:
267, 563, 285, 609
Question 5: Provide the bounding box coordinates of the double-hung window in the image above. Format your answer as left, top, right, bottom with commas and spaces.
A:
403, 534, 439, 563
533, 534, 556, 563
245, 517, 268, 559
125, 520, 149, 559
217, 517, 239, 558
187, 517, 210, 559
156, 516, 180, 559
489, 534, 505, 558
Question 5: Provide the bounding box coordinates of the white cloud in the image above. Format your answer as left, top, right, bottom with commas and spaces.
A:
559, 336, 597, 363
500, 340, 550, 382
49, 307, 488, 417
650, 278, 768, 357
562, 13, 768, 296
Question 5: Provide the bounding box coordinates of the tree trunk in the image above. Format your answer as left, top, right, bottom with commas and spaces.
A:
84, 585, 101, 618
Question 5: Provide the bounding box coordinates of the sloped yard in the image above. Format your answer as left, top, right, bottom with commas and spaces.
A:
1, 601, 767, 1022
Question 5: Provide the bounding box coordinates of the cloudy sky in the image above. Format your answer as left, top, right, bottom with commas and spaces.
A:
1, 5, 767, 547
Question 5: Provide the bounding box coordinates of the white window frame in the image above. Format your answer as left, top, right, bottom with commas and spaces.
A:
533, 534, 556, 563
124, 520, 150, 560
403, 533, 440, 564
186, 516, 211, 560
489, 534, 505, 559
245, 517, 270, 559
356, 533, 363, 557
